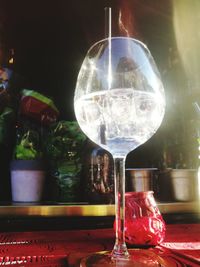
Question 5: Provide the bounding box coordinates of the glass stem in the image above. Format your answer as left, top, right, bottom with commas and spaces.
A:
112, 156, 129, 259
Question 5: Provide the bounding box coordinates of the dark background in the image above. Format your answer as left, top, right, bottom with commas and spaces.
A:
0, 0, 173, 120
1, 0, 198, 199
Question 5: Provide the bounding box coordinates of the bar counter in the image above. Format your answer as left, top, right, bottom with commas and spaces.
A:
0, 223, 199, 266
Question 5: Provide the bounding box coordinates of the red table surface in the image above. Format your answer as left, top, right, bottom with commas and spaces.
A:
0, 224, 199, 266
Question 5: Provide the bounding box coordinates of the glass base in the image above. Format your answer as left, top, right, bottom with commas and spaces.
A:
80, 249, 187, 267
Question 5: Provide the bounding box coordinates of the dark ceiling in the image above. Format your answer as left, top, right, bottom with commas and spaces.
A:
0, 0, 174, 119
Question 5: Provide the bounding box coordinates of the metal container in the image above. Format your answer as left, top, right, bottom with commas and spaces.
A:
171, 169, 198, 201
157, 169, 199, 202
126, 168, 157, 192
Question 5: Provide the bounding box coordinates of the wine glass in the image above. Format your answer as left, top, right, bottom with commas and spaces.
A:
74, 37, 165, 266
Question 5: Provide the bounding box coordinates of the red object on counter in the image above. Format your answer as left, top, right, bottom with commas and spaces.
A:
115, 191, 166, 246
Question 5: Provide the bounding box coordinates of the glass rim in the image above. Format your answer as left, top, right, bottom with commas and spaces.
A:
87, 36, 149, 53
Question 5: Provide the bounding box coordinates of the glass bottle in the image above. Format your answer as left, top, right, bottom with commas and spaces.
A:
83, 140, 114, 204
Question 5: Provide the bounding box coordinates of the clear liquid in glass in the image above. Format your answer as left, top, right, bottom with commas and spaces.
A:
75, 88, 164, 156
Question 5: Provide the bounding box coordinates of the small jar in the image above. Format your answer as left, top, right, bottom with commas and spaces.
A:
124, 191, 166, 246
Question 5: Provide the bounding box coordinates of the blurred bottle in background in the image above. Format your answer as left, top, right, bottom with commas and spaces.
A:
82, 139, 114, 204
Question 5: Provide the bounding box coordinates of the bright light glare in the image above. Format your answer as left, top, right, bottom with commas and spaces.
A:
173, 1, 200, 88
198, 167, 200, 202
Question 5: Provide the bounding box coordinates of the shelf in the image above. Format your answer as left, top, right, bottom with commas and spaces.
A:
0, 202, 198, 217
